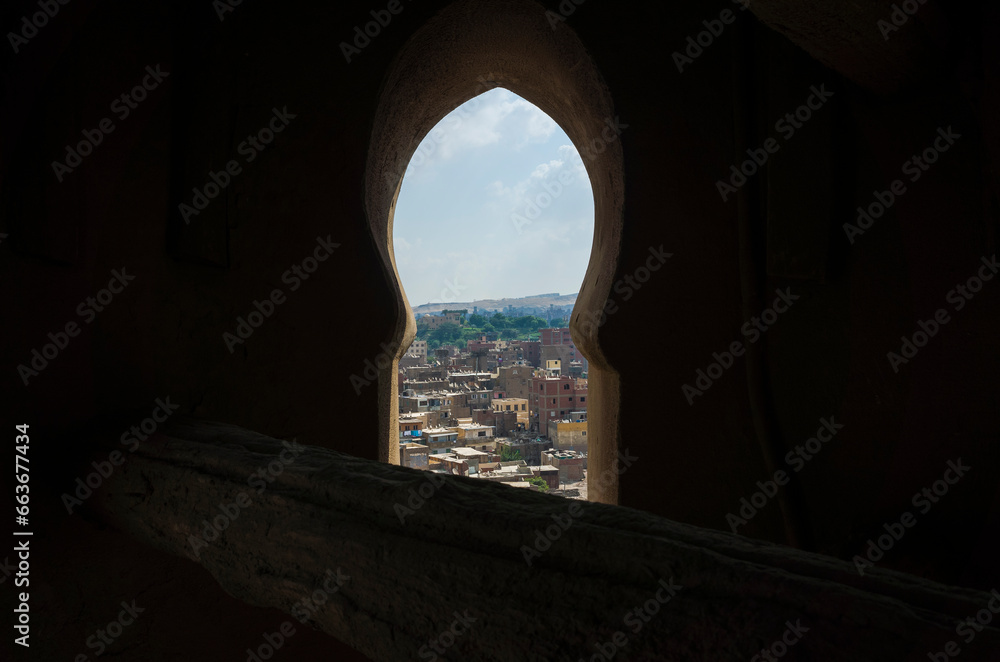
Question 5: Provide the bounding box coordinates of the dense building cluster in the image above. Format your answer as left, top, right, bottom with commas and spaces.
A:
397, 313, 589, 497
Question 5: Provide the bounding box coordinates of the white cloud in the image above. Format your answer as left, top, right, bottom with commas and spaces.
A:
405, 89, 564, 175
500, 150, 590, 228
485, 180, 510, 197
530, 160, 561, 179
392, 92, 594, 304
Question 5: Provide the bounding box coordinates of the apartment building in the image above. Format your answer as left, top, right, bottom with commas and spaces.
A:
492, 398, 529, 426
547, 419, 587, 453
399, 442, 429, 470
420, 311, 464, 329
495, 364, 535, 401
399, 416, 424, 441
530, 374, 588, 429
539, 327, 587, 375
423, 428, 461, 454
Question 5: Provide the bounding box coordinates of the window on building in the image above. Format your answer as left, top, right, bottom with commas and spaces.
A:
382, 74, 607, 484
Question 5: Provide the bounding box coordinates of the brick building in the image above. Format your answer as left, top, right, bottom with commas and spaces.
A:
399, 442, 429, 470
420, 311, 464, 329
542, 449, 586, 483
520, 340, 541, 367
539, 327, 587, 375
495, 364, 535, 401
530, 374, 588, 430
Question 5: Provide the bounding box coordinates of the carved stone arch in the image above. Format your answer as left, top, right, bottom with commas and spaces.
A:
364, 0, 625, 503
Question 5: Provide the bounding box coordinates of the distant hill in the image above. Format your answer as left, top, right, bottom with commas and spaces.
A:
412, 292, 577, 315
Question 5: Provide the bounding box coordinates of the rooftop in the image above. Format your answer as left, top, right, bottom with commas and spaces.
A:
423, 427, 459, 435
453, 447, 488, 458
544, 449, 585, 459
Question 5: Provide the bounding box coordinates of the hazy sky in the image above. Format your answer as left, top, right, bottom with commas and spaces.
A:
392, 88, 595, 307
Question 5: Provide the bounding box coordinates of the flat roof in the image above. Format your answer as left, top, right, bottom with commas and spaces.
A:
453, 448, 488, 457
545, 449, 584, 458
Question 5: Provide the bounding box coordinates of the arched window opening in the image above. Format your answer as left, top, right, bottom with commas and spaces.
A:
392, 89, 595, 497
364, 0, 625, 504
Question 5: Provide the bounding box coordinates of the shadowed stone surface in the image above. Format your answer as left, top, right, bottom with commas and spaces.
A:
91, 420, 1000, 661
748, 0, 943, 92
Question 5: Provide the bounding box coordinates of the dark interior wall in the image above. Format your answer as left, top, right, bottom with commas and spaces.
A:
3, 0, 400, 458
2, 5, 999, 656
582, 0, 1000, 589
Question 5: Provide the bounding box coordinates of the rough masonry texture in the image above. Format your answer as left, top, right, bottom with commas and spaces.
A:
89, 420, 1000, 661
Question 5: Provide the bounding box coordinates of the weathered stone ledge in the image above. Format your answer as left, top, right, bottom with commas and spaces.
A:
89, 419, 1000, 661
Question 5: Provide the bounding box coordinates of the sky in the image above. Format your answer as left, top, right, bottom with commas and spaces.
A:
392, 88, 595, 308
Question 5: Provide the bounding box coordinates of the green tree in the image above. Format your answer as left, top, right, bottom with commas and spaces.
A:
467, 313, 486, 327
500, 328, 518, 339
514, 315, 546, 331
525, 476, 549, 492
430, 322, 462, 344
500, 446, 522, 462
